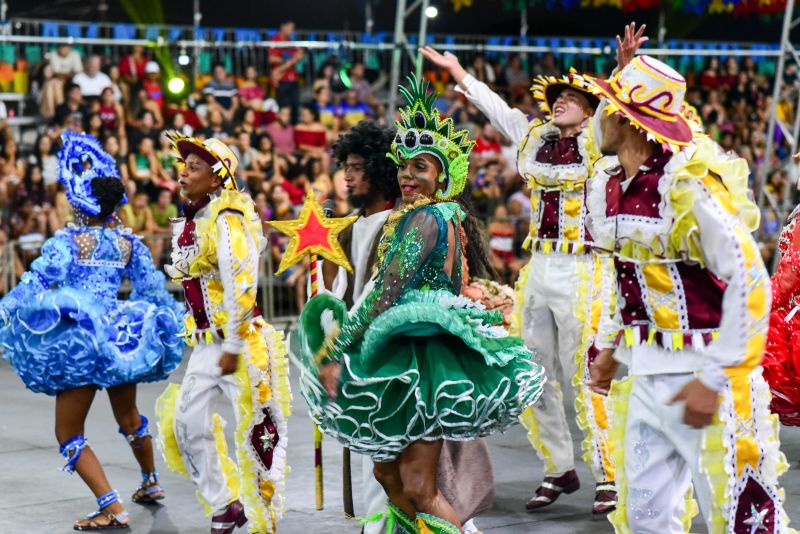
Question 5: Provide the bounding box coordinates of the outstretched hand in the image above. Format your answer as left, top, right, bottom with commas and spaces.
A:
616, 22, 649, 70
419, 47, 469, 84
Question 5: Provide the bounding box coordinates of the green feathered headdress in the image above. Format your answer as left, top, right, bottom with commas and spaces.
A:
388, 74, 475, 201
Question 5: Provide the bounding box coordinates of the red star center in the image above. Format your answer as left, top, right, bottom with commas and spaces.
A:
296, 210, 335, 254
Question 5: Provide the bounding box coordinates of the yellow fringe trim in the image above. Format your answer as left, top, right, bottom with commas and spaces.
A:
520, 402, 558, 475
571, 255, 615, 482
607, 376, 633, 533
509, 260, 530, 338
154, 383, 189, 478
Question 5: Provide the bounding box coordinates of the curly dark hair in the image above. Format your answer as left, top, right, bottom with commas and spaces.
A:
331, 120, 400, 202
91, 177, 126, 219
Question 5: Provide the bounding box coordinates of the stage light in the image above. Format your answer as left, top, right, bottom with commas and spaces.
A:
178, 49, 190, 66
167, 77, 186, 95
425, 6, 439, 18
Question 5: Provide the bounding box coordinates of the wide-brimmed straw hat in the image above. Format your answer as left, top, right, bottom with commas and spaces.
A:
589, 55, 693, 151
530, 68, 601, 116
167, 131, 239, 190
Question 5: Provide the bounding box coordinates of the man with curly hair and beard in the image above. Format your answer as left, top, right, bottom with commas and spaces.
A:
322, 120, 400, 533
322, 120, 400, 304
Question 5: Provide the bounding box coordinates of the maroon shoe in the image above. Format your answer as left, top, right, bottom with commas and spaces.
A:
592, 482, 617, 515
525, 469, 580, 511
210, 500, 247, 534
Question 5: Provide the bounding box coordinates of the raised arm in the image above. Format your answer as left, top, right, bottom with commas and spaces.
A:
420, 47, 530, 144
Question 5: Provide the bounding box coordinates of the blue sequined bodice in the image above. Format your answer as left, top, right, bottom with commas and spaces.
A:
67, 226, 133, 304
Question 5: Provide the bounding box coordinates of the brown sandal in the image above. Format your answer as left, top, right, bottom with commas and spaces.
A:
132, 480, 165, 504
73, 510, 130, 531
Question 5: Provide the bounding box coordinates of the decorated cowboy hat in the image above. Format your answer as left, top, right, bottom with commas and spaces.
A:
589, 55, 693, 151
166, 131, 239, 190
530, 68, 601, 116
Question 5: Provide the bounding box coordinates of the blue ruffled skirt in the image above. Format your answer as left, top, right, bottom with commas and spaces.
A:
0, 288, 184, 395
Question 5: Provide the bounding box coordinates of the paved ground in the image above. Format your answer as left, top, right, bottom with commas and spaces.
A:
1, 338, 799, 533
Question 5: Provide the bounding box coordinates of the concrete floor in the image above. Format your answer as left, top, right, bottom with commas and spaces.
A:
1, 340, 799, 533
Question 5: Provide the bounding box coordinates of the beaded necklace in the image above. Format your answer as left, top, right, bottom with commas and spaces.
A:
375, 197, 432, 267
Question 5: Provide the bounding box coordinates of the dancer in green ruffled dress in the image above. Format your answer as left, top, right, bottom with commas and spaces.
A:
295, 75, 546, 534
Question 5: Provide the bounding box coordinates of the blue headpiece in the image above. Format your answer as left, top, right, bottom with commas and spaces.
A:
58, 132, 124, 215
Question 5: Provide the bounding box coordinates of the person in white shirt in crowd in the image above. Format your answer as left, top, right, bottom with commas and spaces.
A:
72, 55, 113, 100
46, 44, 83, 79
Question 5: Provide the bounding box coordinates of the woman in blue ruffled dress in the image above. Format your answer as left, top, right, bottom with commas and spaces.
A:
0, 132, 184, 531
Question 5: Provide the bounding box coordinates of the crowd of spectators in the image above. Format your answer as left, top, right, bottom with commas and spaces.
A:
0, 20, 793, 308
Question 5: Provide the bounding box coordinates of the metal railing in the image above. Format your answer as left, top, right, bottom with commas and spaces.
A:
0, 231, 303, 330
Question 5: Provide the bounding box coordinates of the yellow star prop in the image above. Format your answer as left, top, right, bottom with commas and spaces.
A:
267, 191, 357, 276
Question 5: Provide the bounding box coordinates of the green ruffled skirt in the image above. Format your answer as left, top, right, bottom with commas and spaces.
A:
296, 289, 546, 461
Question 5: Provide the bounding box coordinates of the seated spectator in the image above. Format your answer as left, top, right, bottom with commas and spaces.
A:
46, 43, 83, 80
266, 107, 296, 154
23, 164, 47, 206
294, 105, 330, 166
72, 55, 112, 100
254, 133, 278, 184
1, 136, 25, 189
312, 62, 335, 95
337, 89, 372, 129
238, 65, 266, 111
348, 62, 374, 105
103, 134, 129, 183
126, 86, 164, 132
203, 63, 239, 122
107, 64, 126, 104
36, 63, 63, 120
29, 134, 59, 194
470, 160, 503, 218
434, 82, 466, 124
309, 157, 332, 205
503, 54, 530, 96
128, 109, 160, 150
84, 112, 105, 140
488, 204, 525, 285
200, 107, 233, 142
311, 85, 338, 131
149, 188, 177, 266
128, 136, 160, 196
97, 86, 126, 144
700, 57, 721, 90
169, 110, 195, 137
235, 108, 261, 140
143, 61, 164, 110
0, 228, 24, 296
119, 45, 149, 87
53, 82, 88, 128
253, 191, 273, 224
233, 131, 262, 191
279, 161, 309, 206
10, 194, 47, 268
467, 55, 495, 85
119, 191, 158, 257
473, 123, 504, 166
50, 183, 74, 232
329, 168, 350, 217
157, 133, 179, 181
